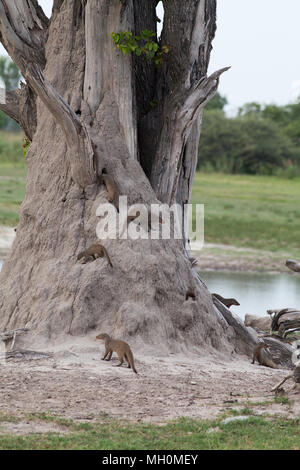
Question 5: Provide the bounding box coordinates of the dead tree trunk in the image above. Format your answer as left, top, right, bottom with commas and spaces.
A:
0, 0, 245, 354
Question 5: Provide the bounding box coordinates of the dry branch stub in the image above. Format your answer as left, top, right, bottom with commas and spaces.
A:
1, 350, 53, 361
271, 309, 300, 338
286, 259, 300, 273
0, 328, 30, 351
271, 361, 300, 393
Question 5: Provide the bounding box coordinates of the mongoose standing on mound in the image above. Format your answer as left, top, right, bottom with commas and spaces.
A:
212, 293, 240, 308
96, 333, 138, 374
99, 173, 120, 212
252, 343, 279, 369
185, 288, 196, 301
77, 244, 113, 267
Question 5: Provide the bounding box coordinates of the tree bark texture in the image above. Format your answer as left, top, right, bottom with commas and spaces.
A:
0, 0, 246, 356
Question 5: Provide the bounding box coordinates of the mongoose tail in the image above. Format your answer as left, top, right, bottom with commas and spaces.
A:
99, 174, 119, 212
100, 246, 113, 268
125, 348, 138, 374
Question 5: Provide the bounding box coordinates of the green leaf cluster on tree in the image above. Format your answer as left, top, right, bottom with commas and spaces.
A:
111, 30, 169, 67
198, 93, 300, 176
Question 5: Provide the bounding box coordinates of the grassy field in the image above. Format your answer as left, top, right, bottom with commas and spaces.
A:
0, 132, 26, 226
1, 142, 300, 450
191, 173, 300, 258
0, 411, 300, 450
0, 135, 300, 259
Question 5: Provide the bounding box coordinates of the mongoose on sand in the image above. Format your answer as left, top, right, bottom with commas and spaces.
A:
77, 244, 113, 267
212, 293, 240, 308
96, 333, 137, 374
99, 174, 120, 212
252, 343, 279, 369
185, 288, 196, 301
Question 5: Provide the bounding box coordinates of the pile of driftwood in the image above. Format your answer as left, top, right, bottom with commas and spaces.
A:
244, 310, 300, 370
0, 328, 29, 352
264, 259, 300, 340
212, 294, 297, 371
269, 308, 300, 339
272, 361, 300, 394
240, 258, 300, 394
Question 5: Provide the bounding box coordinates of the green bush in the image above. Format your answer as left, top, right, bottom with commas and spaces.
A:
0, 132, 24, 165
198, 107, 300, 175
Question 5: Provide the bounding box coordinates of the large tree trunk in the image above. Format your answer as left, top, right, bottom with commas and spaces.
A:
0, 0, 246, 355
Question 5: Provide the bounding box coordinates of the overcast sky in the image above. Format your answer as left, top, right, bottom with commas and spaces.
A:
209, 0, 300, 113
4, 0, 300, 112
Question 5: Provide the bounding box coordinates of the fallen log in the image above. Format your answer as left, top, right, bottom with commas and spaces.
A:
257, 333, 299, 344
271, 361, 300, 393
244, 314, 271, 332
0, 328, 30, 351
0, 349, 53, 360
271, 308, 300, 333
212, 295, 258, 356
0, 328, 29, 342
286, 259, 300, 273
212, 296, 295, 366
279, 319, 300, 338
282, 328, 300, 340
262, 337, 294, 369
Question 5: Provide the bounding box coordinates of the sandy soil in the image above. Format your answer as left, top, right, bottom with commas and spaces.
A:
191, 243, 293, 273
0, 342, 299, 434
0, 233, 299, 435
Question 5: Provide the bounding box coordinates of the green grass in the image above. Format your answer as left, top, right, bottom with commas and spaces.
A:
0, 414, 300, 450
0, 169, 26, 226
1, 140, 300, 259
191, 172, 300, 258
0, 132, 26, 226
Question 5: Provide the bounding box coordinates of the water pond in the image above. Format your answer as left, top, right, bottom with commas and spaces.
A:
199, 270, 300, 320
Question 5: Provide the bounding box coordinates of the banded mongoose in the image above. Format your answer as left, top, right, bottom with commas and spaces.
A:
185, 288, 196, 301
252, 343, 279, 369
212, 293, 240, 308
99, 173, 120, 212
96, 333, 137, 374
77, 243, 113, 267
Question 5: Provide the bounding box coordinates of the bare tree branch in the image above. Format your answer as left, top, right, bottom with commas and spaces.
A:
26, 63, 97, 186
0, 0, 48, 66
0, 89, 19, 123
0, 83, 37, 140
18, 82, 37, 141
0, 0, 98, 187
151, 67, 229, 204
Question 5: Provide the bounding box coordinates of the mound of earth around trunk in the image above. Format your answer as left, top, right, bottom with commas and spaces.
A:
0, 341, 298, 425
